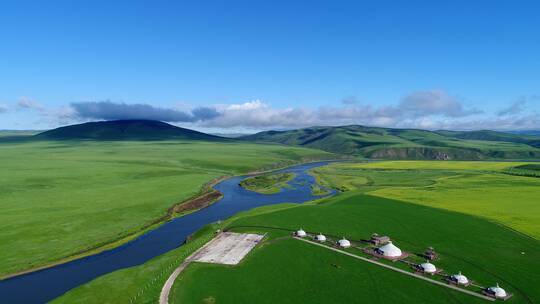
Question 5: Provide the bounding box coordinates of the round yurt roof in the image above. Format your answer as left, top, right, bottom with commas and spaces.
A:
338, 238, 351, 247
420, 261, 437, 273
488, 283, 507, 298
451, 272, 469, 284
378, 241, 402, 257
296, 229, 306, 236
315, 234, 326, 241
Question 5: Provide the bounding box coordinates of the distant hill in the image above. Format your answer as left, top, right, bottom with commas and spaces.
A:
35, 120, 225, 141
506, 130, 540, 137
436, 130, 540, 148
242, 125, 540, 160
0, 130, 41, 137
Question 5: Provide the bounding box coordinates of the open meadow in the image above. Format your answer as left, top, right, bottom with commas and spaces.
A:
169, 192, 540, 304
0, 139, 331, 277
52, 160, 540, 304
315, 161, 540, 239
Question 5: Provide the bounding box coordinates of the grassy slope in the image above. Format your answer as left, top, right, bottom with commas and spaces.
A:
52, 204, 299, 304
0, 140, 332, 277
239, 172, 296, 194
372, 174, 540, 239
243, 126, 540, 159
339, 161, 540, 239
54, 161, 539, 303
171, 193, 540, 304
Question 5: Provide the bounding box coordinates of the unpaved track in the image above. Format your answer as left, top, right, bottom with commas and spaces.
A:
159, 241, 207, 304
159, 232, 263, 304
159, 261, 190, 304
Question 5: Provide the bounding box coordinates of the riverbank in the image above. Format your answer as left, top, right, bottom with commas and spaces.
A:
7, 161, 335, 304
0, 175, 227, 281
0, 158, 337, 281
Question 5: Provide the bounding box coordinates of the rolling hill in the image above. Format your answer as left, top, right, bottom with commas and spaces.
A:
506, 130, 540, 137
35, 120, 224, 141
242, 125, 540, 160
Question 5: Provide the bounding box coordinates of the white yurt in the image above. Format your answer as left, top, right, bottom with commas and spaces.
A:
487, 283, 507, 298
377, 241, 402, 257
419, 261, 437, 274
296, 229, 307, 237
337, 237, 351, 248
314, 233, 326, 242
451, 271, 469, 285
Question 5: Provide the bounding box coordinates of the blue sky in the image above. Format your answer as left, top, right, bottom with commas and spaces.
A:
1, 0, 539, 131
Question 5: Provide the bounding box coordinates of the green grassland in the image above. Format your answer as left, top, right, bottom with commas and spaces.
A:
311, 162, 448, 192
239, 172, 296, 194
371, 174, 540, 239
355, 160, 528, 170
170, 193, 540, 304
52, 203, 299, 304
52, 222, 221, 304
172, 237, 487, 304
51, 160, 540, 303
321, 161, 540, 239
0, 139, 332, 277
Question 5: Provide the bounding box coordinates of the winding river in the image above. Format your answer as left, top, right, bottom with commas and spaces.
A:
0, 161, 334, 303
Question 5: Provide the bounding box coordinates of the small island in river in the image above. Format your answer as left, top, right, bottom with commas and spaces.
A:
239, 172, 296, 194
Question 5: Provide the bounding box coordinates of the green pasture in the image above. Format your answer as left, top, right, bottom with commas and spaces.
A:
313, 161, 540, 239
311, 162, 449, 192
172, 238, 485, 304
0, 140, 331, 277
171, 193, 540, 303
52, 204, 299, 304
354, 160, 528, 171
51, 160, 540, 303
371, 173, 540, 239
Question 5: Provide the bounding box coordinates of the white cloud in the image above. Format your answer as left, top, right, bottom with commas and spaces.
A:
17, 97, 44, 111
195, 90, 482, 130
23, 90, 540, 131
399, 90, 481, 117
497, 95, 540, 117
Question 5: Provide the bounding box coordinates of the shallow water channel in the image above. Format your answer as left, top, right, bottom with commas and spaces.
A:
0, 161, 334, 303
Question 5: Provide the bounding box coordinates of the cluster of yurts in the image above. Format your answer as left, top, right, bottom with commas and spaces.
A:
294, 228, 509, 299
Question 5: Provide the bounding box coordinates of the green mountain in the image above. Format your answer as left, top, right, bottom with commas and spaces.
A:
242, 125, 540, 160
35, 120, 224, 141
508, 130, 540, 137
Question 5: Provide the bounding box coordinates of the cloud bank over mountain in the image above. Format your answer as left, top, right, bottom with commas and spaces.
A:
3, 90, 539, 131
71, 101, 219, 123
